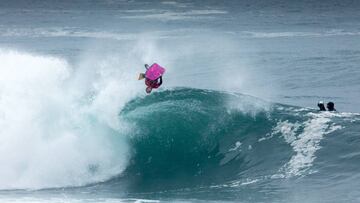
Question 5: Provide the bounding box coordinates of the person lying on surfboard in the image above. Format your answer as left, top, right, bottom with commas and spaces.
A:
138, 63, 165, 94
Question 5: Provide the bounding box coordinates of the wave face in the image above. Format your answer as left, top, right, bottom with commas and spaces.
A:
117, 88, 360, 201
120, 88, 273, 190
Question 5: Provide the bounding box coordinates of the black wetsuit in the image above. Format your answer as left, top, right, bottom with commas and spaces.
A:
327, 102, 336, 111
318, 103, 326, 111
145, 76, 162, 89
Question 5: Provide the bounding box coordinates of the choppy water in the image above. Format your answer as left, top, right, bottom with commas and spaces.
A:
0, 0, 360, 202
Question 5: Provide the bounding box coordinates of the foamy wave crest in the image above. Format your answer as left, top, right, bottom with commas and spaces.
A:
120, 9, 227, 20
274, 112, 342, 177
240, 30, 360, 38
0, 27, 199, 40
0, 49, 140, 189
0, 28, 137, 40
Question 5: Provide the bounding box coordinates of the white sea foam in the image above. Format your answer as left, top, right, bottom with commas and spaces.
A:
228, 141, 242, 152
275, 112, 342, 177
0, 48, 145, 189
0, 28, 137, 41
0, 27, 211, 41
0, 197, 160, 203
273, 120, 300, 143
209, 178, 260, 189
226, 93, 272, 117
120, 9, 227, 20
240, 30, 360, 38
9, 28, 353, 41
161, 1, 190, 8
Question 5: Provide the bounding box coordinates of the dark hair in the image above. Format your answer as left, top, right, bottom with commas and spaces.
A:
318, 102, 326, 111
327, 102, 335, 111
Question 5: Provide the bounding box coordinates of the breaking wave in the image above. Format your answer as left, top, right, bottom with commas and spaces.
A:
118, 88, 358, 192
0, 50, 358, 196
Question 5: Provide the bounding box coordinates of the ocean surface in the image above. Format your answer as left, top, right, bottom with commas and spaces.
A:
0, 0, 360, 202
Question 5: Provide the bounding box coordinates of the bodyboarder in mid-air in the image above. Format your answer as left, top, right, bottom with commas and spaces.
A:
138, 63, 165, 94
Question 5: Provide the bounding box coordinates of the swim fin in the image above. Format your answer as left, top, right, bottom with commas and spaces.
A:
138, 73, 145, 80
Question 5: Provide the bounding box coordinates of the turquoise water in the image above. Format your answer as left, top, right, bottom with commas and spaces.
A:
0, 1, 360, 202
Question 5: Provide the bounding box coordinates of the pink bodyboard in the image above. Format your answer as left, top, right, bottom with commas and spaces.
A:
145, 63, 166, 80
